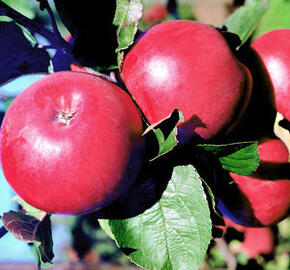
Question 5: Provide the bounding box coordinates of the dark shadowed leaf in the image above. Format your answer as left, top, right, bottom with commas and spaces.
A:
0, 21, 30, 64
92, 153, 174, 219
1, 211, 54, 267
34, 215, 54, 267
2, 211, 40, 242
0, 21, 50, 84
0, 47, 50, 85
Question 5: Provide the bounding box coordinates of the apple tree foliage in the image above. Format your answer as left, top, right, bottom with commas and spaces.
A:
0, 0, 284, 269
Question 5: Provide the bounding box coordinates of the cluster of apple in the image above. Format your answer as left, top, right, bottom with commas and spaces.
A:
121, 20, 290, 227
0, 20, 289, 228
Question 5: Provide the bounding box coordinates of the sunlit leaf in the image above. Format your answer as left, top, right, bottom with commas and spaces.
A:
108, 165, 212, 270
225, 0, 269, 46
199, 142, 259, 175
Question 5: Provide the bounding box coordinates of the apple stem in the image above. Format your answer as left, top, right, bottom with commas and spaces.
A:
215, 238, 237, 270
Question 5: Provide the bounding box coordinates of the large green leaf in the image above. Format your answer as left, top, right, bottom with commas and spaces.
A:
2, 0, 34, 19
108, 165, 212, 270
199, 142, 259, 175
252, 0, 290, 40
224, 0, 269, 46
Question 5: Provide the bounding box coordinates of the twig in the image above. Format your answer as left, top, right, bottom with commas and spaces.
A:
39, 0, 62, 39
0, 226, 8, 238
215, 237, 237, 270
167, 0, 180, 19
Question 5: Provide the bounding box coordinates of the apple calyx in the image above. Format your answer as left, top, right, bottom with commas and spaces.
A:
57, 110, 77, 126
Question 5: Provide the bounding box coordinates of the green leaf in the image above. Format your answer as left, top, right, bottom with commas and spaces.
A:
154, 127, 178, 157
93, 65, 118, 72
98, 219, 116, 240
33, 215, 54, 268
15, 22, 37, 46
200, 178, 222, 221
12, 196, 47, 220
0, 16, 12, 22
109, 165, 212, 270
143, 109, 184, 160
3, 98, 14, 112
224, 0, 269, 46
114, 0, 143, 52
2, 0, 35, 19
199, 142, 259, 175
252, 0, 290, 40
1, 211, 54, 267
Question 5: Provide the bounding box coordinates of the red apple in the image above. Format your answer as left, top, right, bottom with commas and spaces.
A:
0, 71, 144, 215
224, 218, 275, 258
220, 138, 290, 226
142, 4, 168, 25
121, 20, 252, 141
252, 30, 290, 121
240, 226, 275, 258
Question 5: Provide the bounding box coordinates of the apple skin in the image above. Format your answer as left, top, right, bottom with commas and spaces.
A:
224, 218, 275, 258
0, 71, 144, 215
121, 20, 252, 141
217, 139, 290, 227
251, 29, 290, 121
240, 226, 275, 258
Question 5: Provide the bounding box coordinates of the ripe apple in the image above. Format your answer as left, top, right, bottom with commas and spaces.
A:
239, 226, 275, 258
121, 20, 252, 141
142, 4, 168, 25
223, 218, 275, 258
217, 138, 290, 227
251, 29, 290, 121
0, 71, 144, 215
